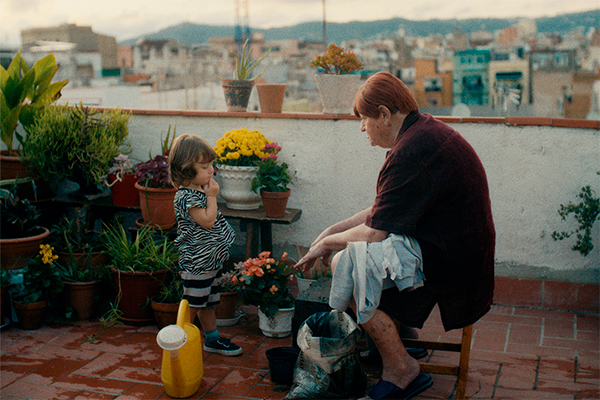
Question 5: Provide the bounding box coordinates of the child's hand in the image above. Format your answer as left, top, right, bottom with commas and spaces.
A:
203, 177, 220, 197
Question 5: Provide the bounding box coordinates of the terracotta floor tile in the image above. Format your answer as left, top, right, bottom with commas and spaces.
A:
493, 386, 577, 398
537, 358, 576, 382
544, 316, 575, 339
509, 323, 542, 345
54, 373, 134, 395
115, 382, 167, 399
209, 367, 266, 396
20, 358, 87, 385
72, 390, 116, 399
497, 362, 538, 390
105, 365, 162, 384
72, 352, 130, 376
507, 343, 577, 358
122, 346, 162, 369
1, 380, 83, 399
245, 383, 289, 399
536, 379, 600, 398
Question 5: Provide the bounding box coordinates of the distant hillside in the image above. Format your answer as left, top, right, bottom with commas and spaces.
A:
120, 9, 599, 45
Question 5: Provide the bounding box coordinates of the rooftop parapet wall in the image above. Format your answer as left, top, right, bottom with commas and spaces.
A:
107, 110, 600, 281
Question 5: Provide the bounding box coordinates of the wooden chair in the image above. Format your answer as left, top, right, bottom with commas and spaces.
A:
401, 324, 473, 399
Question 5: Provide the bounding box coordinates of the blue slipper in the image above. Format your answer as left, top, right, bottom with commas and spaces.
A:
368, 373, 433, 400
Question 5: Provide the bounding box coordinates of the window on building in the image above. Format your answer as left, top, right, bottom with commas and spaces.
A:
424, 77, 442, 92
463, 75, 483, 89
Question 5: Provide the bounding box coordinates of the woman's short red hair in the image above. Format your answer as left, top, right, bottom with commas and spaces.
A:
353, 71, 419, 118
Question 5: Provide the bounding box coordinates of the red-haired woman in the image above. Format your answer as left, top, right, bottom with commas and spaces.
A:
296, 71, 495, 399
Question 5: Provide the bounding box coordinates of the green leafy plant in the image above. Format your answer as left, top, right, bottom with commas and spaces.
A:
154, 275, 183, 304
8, 244, 63, 303
251, 142, 292, 193
134, 125, 176, 189
49, 208, 106, 255
233, 251, 295, 318
226, 39, 272, 81
0, 183, 43, 239
103, 222, 179, 272
0, 50, 68, 155
552, 182, 600, 257
21, 104, 131, 191
310, 43, 363, 75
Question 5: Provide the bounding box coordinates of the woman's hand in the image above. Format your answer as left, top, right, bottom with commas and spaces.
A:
295, 242, 333, 273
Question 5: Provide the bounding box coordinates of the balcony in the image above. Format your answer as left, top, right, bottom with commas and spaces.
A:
1, 110, 598, 399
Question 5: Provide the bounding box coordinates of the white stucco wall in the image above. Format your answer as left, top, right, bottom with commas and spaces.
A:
125, 113, 599, 280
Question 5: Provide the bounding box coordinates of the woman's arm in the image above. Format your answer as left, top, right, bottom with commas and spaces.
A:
296, 207, 388, 271
311, 206, 373, 246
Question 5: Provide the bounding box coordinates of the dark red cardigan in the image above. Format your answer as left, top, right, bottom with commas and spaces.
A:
367, 111, 496, 330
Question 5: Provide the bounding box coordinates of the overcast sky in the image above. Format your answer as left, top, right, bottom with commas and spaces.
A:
2, 0, 599, 46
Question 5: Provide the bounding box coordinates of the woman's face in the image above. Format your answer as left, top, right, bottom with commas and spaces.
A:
359, 113, 395, 149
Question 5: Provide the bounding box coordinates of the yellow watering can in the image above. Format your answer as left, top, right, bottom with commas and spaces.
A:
156, 300, 203, 398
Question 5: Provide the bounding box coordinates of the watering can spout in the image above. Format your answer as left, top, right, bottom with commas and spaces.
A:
157, 300, 203, 398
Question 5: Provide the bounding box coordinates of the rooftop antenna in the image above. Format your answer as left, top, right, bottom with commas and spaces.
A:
322, 0, 327, 45
235, 0, 251, 51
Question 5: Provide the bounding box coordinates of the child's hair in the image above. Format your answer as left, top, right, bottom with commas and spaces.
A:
168, 134, 217, 188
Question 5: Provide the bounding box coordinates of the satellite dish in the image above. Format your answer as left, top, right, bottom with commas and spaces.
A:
451, 103, 471, 117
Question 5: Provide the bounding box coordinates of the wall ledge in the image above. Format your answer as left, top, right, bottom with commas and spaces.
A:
94, 108, 600, 130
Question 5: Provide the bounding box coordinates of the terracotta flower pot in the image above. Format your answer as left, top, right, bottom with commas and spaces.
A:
0, 150, 29, 181
0, 227, 50, 270
221, 79, 255, 112
135, 182, 177, 229
63, 281, 100, 320
261, 190, 291, 218
13, 299, 48, 330
257, 84, 286, 113
108, 173, 140, 207
56, 251, 110, 268
151, 299, 179, 329
215, 291, 241, 320
111, 267, 169, 325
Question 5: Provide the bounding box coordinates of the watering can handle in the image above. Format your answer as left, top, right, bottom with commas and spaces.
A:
177, 299, 190, 327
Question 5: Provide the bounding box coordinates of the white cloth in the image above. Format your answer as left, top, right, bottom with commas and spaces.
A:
328, 234, 425, 324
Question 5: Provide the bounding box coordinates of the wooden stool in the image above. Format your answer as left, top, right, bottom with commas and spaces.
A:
401, 324, 473, 399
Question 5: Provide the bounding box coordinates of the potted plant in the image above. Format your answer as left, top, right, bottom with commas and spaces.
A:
0, 183, 50, 270
552, 177, 599, 257
214, 127, 273, 210
103, 154, 139, 207
57, 257, 108, 321
251, 142, 293, 218
0, 50, 68, 180
294, 245, 332, 302
8, 244, 63, 330
49, 208, 108, 267
310, 43, 364, 114
215, 265, 243, 324
103, 221, 178, 325
256, 82, 286, 113
21, 104, 131, 197
151, 269, 183, 329
233, 251, 295, 337
221, 39, 271, 112
134, 126, 177, 229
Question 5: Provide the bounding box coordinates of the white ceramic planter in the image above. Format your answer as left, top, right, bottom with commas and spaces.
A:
217, 165, 261, 210
258, 306, 295, 338
314, 74, 361, 114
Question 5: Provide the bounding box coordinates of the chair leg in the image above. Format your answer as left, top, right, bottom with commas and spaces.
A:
455, 324, 473, 399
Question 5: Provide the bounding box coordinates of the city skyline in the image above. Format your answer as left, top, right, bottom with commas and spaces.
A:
2, 1, 599, 47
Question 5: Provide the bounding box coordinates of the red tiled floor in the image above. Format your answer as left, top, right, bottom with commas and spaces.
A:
1, 303, 598, 399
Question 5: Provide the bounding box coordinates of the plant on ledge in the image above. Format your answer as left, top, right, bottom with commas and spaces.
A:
214, 127, 272, 167
225, 39, 272, 81
233, 251, 294, 318
251, 142, 292, 193
552, 176, 600, 257
310, 43, 363, 75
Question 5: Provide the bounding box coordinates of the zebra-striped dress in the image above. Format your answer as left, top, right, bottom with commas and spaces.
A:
174, 188, 235, 308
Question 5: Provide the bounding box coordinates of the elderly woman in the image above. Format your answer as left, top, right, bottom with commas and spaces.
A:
296, 72, 495, 400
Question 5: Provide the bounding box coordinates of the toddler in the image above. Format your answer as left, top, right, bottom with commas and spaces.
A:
168, 134, 241, 356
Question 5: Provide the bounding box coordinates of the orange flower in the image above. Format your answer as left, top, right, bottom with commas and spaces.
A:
269, 285, 278, 294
